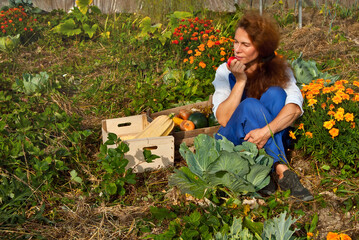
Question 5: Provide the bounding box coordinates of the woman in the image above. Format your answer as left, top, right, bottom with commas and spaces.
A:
212, 12, 313, 201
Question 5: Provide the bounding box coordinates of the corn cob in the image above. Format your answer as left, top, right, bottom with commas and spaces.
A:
133, 115, 174, 139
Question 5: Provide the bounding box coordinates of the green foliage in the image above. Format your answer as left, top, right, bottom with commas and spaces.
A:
13, 71, 50, 94
290, 53, 340, 88
147, 206, 299, 239
0, 34, 20, 52
52, 2, 101, 39
169, 134, 273, 199
96, 133, 136, 198
0, 6, 39, 43
261, 211, 299, 240
0, 88, 92, 224
1, 0, 42, 14
293, 79, 359, 175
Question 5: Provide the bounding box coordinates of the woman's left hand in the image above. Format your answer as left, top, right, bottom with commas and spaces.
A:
244, 127, 271, 149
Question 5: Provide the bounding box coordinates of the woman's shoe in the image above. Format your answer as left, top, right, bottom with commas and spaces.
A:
278, 170, 314, 201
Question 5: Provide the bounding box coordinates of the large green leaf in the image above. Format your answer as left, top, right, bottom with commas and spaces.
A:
53, 19, 82, 37
179, 134, 220, 177
168, 167, 211, 199
262, 211, 299, 240
206, 171, 255, 193
206, 151, 249, 177
76, 0, 93, 14
245, 164, 272, 190
83, 23, 98, 38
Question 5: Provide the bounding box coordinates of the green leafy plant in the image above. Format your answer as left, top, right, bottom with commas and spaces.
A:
13, 71, 50, 94
169, 134, 273, 201
52, 0, 101, 39
0, 33, 20, 51
292, 79, 359, 175
1, 0, 42, 14
96, 133, 136, 198
0, 6, 39, 43
290, 53, 340, 88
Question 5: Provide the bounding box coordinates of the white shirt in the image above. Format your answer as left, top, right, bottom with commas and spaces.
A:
212, 62, 303, 118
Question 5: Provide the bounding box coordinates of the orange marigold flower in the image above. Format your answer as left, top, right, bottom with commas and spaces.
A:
194, 50, 201, 57
305, 132, 313, 138
353, 94, 359, 102
187, 50, 193, 54
199, 61, 206, 68
321, 103, 327, 109
339, 233, 352, 240
351, 122, 355, 129
329, 128, 339, 139
353, 81, 359, 87
220, 50, 226, 56
332, 95, 342, 104
298, 123, 304, 130
329, 104, 335, 110
183, 58, 188, 63
308, 98, 317, 106
198, 44, 205, 51
322, 87, 333, 94
323, 120, 335, 130
346, 88, 354, 94
220, 57, 225, 61
307, 232, 314, 237
189, 56, 194, 64
289, 130, 296, 140
334, 112, 344, 121
344, 113, 354, 122
327, 232, 339, 240
207, 40, 215, 48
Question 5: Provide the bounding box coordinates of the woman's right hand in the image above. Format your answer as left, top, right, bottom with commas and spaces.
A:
227, 57, 247, 83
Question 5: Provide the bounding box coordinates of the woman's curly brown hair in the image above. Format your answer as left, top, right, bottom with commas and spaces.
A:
237, 11, 290, 99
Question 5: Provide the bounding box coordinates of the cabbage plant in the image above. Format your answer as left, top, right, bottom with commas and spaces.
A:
169, 134, 273, 200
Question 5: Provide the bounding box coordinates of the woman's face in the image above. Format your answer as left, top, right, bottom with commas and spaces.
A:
233, 27, 259, 66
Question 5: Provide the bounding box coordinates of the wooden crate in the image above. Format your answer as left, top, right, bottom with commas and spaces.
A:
101, 114, 174, 173
149, 96, 221, 148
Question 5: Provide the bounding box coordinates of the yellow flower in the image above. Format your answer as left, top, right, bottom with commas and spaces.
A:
344, 113, 354, 122
194, 50, 202, 56
323, 120, 335, 130
307, 232, 314, 238
332, 95, 342, 104
329, 128, 339, 139
298, 123, 304, 130
353, 81, 359, 87
199, 61, 206, 68
289, 130, 296, 139
305, 132, 313, 138
308, 98, 317, 106
334, 109, 344, 121
329, 104, 335, 110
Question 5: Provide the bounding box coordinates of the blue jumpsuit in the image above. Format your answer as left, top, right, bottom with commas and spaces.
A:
215, 73, 290, 164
